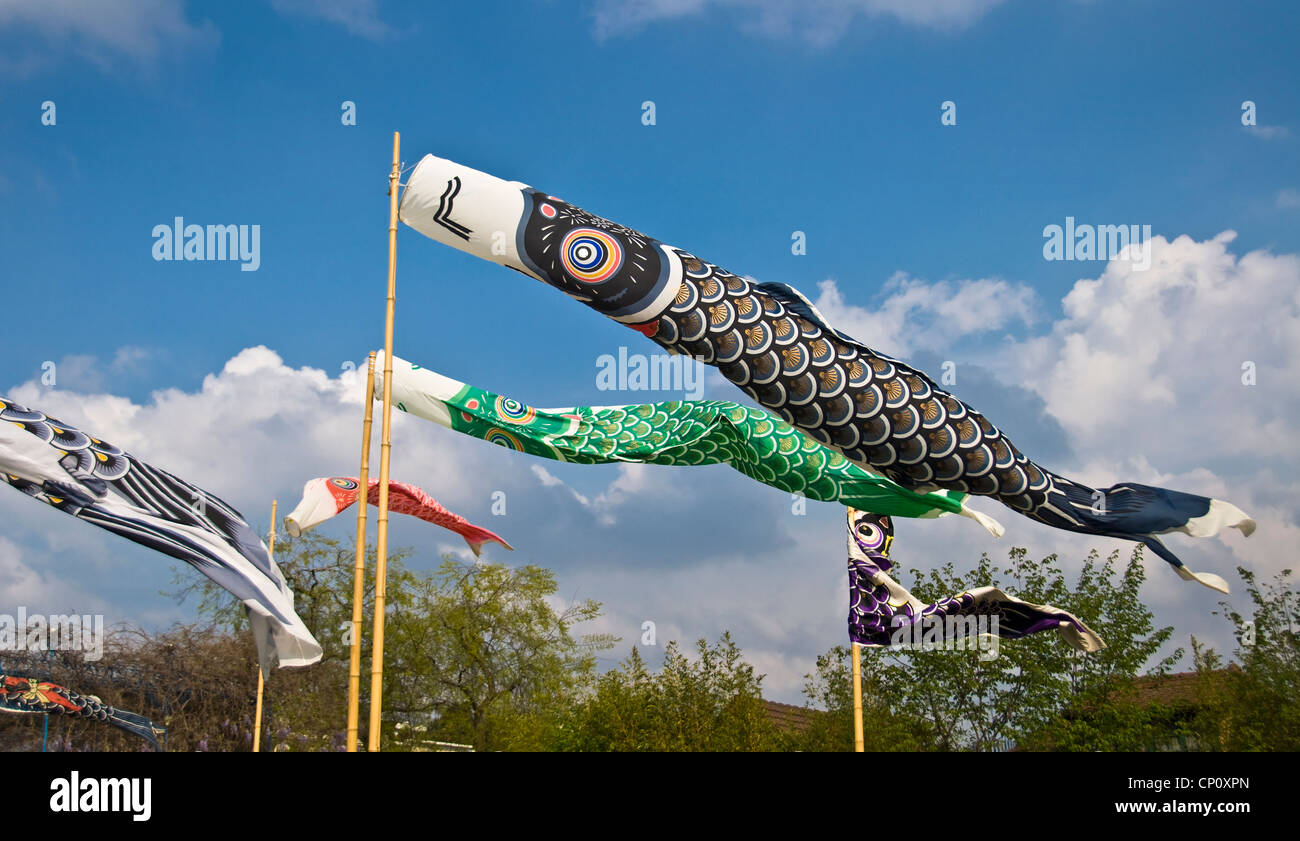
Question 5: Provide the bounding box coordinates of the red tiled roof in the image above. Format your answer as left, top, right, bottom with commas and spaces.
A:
1122, 667, 1238, 707
764, 700, 822, 733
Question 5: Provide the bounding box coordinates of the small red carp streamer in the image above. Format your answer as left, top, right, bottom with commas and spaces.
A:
283, 477, 513, 557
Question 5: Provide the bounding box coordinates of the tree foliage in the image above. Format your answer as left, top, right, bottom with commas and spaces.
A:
8, 536, 1295, 753
382, 558, 614, 751
160, 533, 613, 751
556, 633, 784, 751
1189, 567, 1300, 750
802, 545, 1182, 752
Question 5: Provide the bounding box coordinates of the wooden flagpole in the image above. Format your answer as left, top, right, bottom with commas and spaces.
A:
367, 131, 401, 752
255, 499, 277, 753
346, 352, 377, 752
852, 642, 864, 752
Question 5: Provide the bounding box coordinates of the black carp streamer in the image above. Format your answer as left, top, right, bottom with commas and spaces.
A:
399, 154, 1255, 592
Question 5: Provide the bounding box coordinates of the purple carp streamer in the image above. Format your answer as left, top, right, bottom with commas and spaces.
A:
1, 673, 165, 749
0, 397, 322, 674
846, 509, 1104, 652
399, 154, 1254, 592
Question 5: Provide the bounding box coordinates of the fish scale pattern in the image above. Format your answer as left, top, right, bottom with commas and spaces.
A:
645, 254, 1082, 528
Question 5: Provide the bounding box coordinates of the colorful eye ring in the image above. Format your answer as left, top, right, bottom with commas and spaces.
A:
494, 396, 536, 425
484, 428, 525, 451
560, 228, 624, 284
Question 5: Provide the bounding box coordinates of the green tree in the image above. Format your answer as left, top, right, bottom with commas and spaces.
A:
166, 534, 608, 751
795, 645, 930, 751
381, 558, 615, 751
166, 531, 414, 663
1019, 546, 1184, 751
165, 531, 416, 749
558, 632, 785, 751
1190, 568, 1300, 750
801, 545, 1181, 752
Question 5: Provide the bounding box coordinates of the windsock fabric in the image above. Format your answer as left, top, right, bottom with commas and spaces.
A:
0, 673, 166, 749
398, 153, 1254, 591
0, 397, 322, 675
374, 353, 1005, 535
846, 509, 1105, 653
283, 477, 512, 557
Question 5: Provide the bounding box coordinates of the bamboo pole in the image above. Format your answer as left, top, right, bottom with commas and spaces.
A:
255, 499, 277, 753
346, 352, 377, 752
852, 642, 864, 752
367, 132, 401, 752
253, 670, 264, 752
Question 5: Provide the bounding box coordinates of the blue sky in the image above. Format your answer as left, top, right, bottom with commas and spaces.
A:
1, 0, 1297, 702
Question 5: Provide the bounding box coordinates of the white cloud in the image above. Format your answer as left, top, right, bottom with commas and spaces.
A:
533, 459, 726, 527
2, 347, 520, 640
591, 463, 673, 512
268, 0, 393, 40
0, 536, 110, 614
756, 230, 1300, 677
811, 273, 1037, 357
0, 346, 854, 697
1007, 231, 1300, 468
936, 230, 1300, 623
6, 223, 1298, 702
1245, 125, 1291, 141
558, 521, 848, 699
530, 464, 595, 513
38, 346, 153, 393
0, 0, 218, 74
590, 0, 1007, 44
1277, 189, 1300, 210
